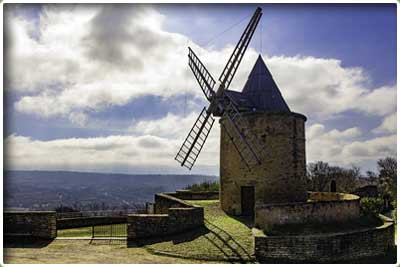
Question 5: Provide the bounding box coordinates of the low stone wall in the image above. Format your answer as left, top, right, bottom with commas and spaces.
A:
154, 193, 194, 214
255, 192, 360, 231
172, 190, 219, 200
127, 207, 203, 239
57, 216, 126, 229
253, 215, 395, 263
128, 193, 204, 239
4, 211, 57, 239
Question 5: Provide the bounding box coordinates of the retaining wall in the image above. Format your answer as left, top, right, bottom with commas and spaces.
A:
255, 192, 360, 231
154, 193, 194, 214
57, 216, 126, 229
128, 193, 204, 239
4, 211, 57, 239
253, 215, 395, 263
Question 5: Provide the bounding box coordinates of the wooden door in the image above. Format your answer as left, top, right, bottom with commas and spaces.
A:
241, 186, 255, 216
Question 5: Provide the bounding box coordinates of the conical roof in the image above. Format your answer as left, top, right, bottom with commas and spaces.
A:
241, 55, 290, 112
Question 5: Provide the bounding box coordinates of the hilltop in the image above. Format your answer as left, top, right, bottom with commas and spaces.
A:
4, 170, 218, 211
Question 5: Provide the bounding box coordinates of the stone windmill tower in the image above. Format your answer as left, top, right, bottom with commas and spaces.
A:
175, 7, 308, 216
220, 56, 308, 215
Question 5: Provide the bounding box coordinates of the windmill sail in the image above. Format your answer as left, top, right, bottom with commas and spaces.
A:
218, 7, 262, 90
220, 93, 265, 169
188, 47, 216, 101
175, 107, 215, 170
176, 7, 264, 170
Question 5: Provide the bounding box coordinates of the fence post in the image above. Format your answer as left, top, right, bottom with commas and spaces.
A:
92, 225, 94, 238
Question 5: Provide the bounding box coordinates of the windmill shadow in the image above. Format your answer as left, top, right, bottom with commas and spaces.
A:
127, 226, 210, 248
203, 219, 255, 263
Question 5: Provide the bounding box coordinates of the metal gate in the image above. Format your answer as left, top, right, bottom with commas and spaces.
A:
91, 224, 127, 238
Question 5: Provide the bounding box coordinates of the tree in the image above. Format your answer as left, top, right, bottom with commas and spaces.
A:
307, 162, 361, 193
335, 165, 361, 193
307, 161, 332, 192
377, 156, 397, 200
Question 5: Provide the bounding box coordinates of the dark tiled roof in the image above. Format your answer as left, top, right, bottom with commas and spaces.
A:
239, 55, 291, 112
224, 90, 253, 109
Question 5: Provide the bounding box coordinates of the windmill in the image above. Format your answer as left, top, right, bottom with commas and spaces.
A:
175, 7, 265, 170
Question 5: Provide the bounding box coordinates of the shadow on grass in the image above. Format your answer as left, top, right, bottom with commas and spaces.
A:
127, 226, 210, 248
204, 219, 254, 263
4, 236, 53, 248
127, 222, 255, 263
226, 214, 254, 229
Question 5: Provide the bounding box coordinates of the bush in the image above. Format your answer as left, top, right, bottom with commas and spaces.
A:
360, 197, 384, 218
184, 180, 219, 192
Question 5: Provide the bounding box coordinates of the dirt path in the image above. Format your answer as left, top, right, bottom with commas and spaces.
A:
3, 239, 221, 264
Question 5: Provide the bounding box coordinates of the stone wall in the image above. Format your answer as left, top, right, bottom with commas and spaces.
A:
220, 111, 308, 215
128, 193, 204, 239
4, 211, 57, 239
127, 207, 203, 239
154, 193, 194, 214
57, 216, 126, 229
255, 192, 360, 231
253, 215, 395, 263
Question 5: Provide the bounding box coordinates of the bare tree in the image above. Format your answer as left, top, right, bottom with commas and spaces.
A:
307, 162, 361, 193
334, 165, 361, 193
307, 161, 332, 192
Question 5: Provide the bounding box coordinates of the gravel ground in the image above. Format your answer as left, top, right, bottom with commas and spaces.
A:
3, 239, 223, 264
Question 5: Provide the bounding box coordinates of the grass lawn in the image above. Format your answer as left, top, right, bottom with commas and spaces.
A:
141, 200, 255, 263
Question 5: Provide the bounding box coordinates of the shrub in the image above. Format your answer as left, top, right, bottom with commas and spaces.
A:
360, 197, 384, 218
184, 180, 219, 192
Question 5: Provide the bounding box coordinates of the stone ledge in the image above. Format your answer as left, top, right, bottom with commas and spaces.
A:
255, 192, 360, 231
253, 215, 395, 263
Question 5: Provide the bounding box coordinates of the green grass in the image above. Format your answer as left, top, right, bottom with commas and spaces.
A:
141, 200, 255, 262
58, 226, 92, 237
57, 224, 127, 238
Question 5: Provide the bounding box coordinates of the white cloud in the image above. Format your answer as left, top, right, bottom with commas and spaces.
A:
129, 111, 221, 167
372, 112, 397, 134
4, 134, 210, 173
306, 123, 396, 166
3, 4, 397, 174
129, 112, 199, 139
6, 4, 396, 126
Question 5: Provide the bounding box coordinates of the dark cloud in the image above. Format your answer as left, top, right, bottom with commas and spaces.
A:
82, 4, 168, 71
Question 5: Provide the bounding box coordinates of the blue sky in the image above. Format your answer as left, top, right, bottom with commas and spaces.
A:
4, 4, 397, 175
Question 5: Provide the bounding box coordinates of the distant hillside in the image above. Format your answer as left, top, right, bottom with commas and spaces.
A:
4, 170, 218, 211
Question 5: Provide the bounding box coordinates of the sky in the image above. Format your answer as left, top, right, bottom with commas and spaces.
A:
3, 3, 397, 175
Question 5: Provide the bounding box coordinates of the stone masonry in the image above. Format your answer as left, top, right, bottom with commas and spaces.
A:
4, 211, 57, 239
220, 111, 308, 215
128, 193, 204, 239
